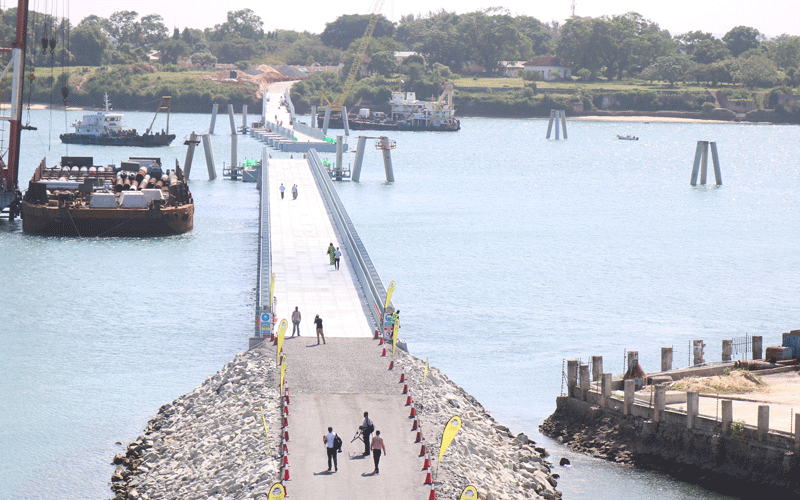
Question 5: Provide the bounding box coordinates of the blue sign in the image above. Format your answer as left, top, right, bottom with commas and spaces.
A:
260, 313, 272, 332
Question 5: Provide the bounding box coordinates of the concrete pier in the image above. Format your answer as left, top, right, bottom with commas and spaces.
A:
201, 134, 216, 180
209, 103, 218, 134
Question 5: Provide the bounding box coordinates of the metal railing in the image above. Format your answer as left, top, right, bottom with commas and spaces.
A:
306, 149, 390, 328
255, 148, 272, 333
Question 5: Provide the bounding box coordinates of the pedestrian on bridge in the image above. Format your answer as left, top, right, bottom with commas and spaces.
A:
371, 430, 386, 474
279, 183, 285, 199
292, 184, 298, 200
291, 307, 301, 337
334, 247, 342, 270
314, 314, 325, 345
359, 412, 374, 456
327, 243, 336, 265
323, 427, 338, 472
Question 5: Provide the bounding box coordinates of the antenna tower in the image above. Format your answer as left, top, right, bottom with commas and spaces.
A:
571, 0, 576, 16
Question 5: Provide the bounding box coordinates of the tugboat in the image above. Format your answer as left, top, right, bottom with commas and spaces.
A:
321, 82, 460, 132
21, 156, 193, 236
60, 94, 176, 147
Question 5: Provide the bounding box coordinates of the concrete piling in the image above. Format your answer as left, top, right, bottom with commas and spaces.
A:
209, 103, 219, 134
690, 141, 722, 186
322, 106, 331, 136
342, 106, 350, 136
183, 132, 200, 180
661, 347, 673, 372
591, 355, 603, 382
722, 340, 733, 362
311, 106, 317, 128
228, 104, 236, 134
623, 379, 635, 415
231, 133, 238, 173
693, 340, 705, 365
687, 391, 699, 429
335, 135, 343, 178
351, 136, 367, 182
567, 360, 578, 398
654, 385, 666, 422
261, 92, 267, 125
753, 336, 763, 360
758, 405, 769, 441
721, 400, 733, 433
601, 373, 611, 408
627, 351, 639, 372
579, 364, 590, 401
380, 137, 395, 183
202, 134, 216, 180
546, 109, 567, 140
242, 105, 248, 133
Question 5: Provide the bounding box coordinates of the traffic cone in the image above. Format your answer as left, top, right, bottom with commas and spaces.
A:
409, 406, 416, 418
284, 430, 290, 441
388, 360, 394, 370
402, 384, 408, 394
424, 471, 433, 484
283, 484, 289, 497
381, 348, 387, 357
378, 337, 384, 345
406, 395, 412, 406
399, 371, 405, 383
283, 416, 289, 428
283, 467, 291, 481
283, 443, 289, 455
284, 404, 290, 416
373, 329, 379, 339
284, 393, 290, 405
428, 483, 436, 500
282, 455, 289, 467
415, 431, 422, 443
272, 335, 277, 346
411, 419, 418, 431
419, 444, 426, 456
422, 455, 430, 471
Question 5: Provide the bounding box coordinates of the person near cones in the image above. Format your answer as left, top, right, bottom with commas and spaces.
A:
370, 430, 386, 474
359, 412, 374, 456
291, 306, 301, 337
326, 243, 336, 265
314, 314, 325, 344
323, 426, 339, 472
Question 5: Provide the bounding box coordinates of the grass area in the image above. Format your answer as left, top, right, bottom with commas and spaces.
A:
452, 76, 738, 94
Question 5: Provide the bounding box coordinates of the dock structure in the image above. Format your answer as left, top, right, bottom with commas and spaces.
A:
251, 150, 428, 499
250, 82, 345, 154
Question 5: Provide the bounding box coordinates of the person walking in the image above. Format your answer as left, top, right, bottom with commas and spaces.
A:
314, 314, 325, 344
323, 427, 338, 472
326, 243, 336, 265
370, 430, 386, 474
359, 412, 374, 456
291, 306, 301, 337
291, 184, 298, 200
334, 247, 341, 270
279, 183, 285, 199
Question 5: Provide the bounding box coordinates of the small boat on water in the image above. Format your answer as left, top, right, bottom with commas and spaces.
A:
21, 156, 193, 236
60, 94, 176, 147
617, 134, 639, 141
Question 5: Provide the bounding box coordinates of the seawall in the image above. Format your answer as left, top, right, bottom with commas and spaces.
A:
541, 396, 800, 499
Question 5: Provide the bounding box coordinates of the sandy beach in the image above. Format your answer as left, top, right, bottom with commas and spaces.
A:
571, 115, 729, 124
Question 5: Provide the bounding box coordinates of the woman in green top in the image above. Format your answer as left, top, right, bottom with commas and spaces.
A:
327, 243, 336, 265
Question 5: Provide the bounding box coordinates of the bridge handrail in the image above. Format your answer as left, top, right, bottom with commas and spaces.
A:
255, 148, 272, 333
307, 149, 390, 328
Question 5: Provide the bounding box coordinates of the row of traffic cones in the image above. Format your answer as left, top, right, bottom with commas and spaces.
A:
282, 376, 291, 496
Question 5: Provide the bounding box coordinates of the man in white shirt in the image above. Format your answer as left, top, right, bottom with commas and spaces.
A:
323, 426, 338, 472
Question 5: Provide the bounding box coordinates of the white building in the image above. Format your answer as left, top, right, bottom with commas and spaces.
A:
522, 56, 571, 81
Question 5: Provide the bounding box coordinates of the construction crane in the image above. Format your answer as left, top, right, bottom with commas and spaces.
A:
330, 0, 385, 109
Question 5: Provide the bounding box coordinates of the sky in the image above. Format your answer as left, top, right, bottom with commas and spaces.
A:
63, 0, 800, 38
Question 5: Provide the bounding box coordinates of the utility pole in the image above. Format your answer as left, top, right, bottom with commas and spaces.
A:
571, 0, 577, 16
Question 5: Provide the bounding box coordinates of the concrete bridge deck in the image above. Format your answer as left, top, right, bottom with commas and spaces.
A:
263, 158, 427, 499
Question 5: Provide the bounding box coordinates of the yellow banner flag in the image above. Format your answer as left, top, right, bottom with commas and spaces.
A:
280, 356, 287, 395
438, 415, 462, 463
460, 485, 478, 500
259, 406, 272, 456
276, 319, 288, 366
392, 322, 398, 357
423, 359, 429, 386
384, 280, 395, 309
267, 482, 286, 500
269, 273, 276, 309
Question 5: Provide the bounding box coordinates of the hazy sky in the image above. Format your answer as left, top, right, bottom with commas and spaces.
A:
67, 1, 799, 38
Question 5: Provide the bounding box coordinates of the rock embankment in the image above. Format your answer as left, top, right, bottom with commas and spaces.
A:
391, 350, 562, 500
111, 340, 562, 500
111, 342, 282, 500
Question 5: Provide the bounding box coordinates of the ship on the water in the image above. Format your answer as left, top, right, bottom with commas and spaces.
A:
60, 94, 176, 147
21, 156, 193, 236
320, 83, 460, 132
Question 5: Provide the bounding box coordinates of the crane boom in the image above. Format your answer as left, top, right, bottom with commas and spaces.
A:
333, 0, 385, 109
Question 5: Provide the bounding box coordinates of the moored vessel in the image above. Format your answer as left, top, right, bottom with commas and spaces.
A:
21, 156, 193, 236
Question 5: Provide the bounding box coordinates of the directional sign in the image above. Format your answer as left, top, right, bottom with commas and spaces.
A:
260, 313, 272, 333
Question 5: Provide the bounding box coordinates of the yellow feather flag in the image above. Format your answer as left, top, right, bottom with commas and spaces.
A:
276, 319, 288, 366
267, 482, 285, 500
422, 359, 429, 386
438, 415, 462, 463
384, 280, 395, 309
392, 322, 398, 357
269, 274, 276, 308
280, 356, 287, 395
460, 485, 478, 500
259, 406, 272, 456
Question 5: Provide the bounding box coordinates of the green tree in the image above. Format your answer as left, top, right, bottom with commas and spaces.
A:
368, 51, 397, 76
513, 15, 552, 56
457, 9, 531, 75
107, 10, 140, 46
767, 34, 800, 71
692, 38, 730, 64
556, 16, 602, 76
210, 9, 264, 41
157, 39, 190, 64
732, 54, 781, 87
140, 14, 168, 48
396, 11, 467, 71
191, 51, 217, 67
641, 54, 692, 85
321, 14, 395, 50
71, 23, 109, 65
722, 26, 763, 57
676, 31, 715, 55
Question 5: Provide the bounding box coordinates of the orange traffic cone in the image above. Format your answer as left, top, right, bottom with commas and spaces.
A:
283, 484, 289, 497
284, 405, 290, 416
272, 335, 277, 346
409, 406, 416, 418
378, 337, 384, 345
406, 395, 412, 405
283, 416, 289, 428
388, 360, 394, 370
381, 348, 387, 357
411, 419, 418, 431
283, 455, 289, 467
373, 329, 379, 339
283, 443, 289, 455
419, 444, 426, 456
422, 456, 430, 471
428, 483, 436, 500
284, 393, 290, 405
399, 371, 405, 383
424, 471, 433, 484
415, 431, 423, 443
402, 384, 408, 394
283, 467, 291, 481
284, 430, 290, 441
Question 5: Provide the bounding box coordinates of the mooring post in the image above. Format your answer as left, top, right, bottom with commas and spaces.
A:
579, 364, 590, 401
623, 379, 635, 415
230, 132, 238, 172
227, 104, 236, 135
710, 141, 722, 185
661, 347, 673, 372
700, 141, 709, 185
567, 360, 578, 398
380, 137, 395, 183
686, 391, 699, 429
721, 400, 733, 433
335, 135, 344, 177
202, 134, 216, 180
722, 340, 733, 362
242, 104, 248, 133
546, 109, 555, 139
591, 355, 603, 382
209, 103, 219, 134
183, 132, 199, 180
653, 385, 666, 422
351, 136, 367, 182
627, 351, 639, 372
311, 105, 317, 128
554, 111, 561, 140
690, 141, 703, 186
261, 91, 267, 126
757, 405, 769, 441
341, 106, 350, 136
322, 106, 331, 136
753, 336, 763, 360
601, 373, 612, 408
693, 340, 705, 365
560, 110, 568, 139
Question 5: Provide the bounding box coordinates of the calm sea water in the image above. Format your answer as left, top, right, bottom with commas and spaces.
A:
4, 108, 798, 499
